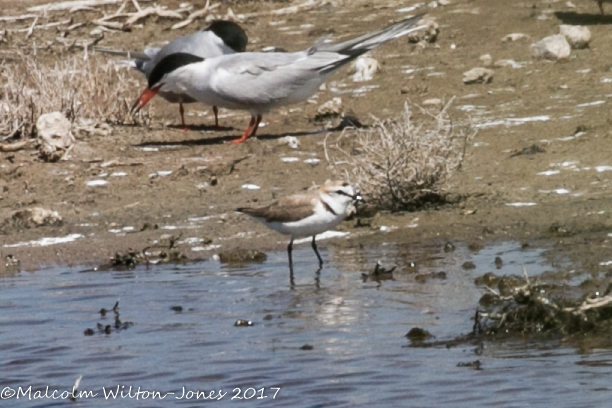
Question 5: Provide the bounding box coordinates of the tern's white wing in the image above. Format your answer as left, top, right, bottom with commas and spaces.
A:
180, 51, 350, 112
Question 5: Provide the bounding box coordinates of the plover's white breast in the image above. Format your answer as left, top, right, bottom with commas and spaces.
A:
266, 199, 345, 238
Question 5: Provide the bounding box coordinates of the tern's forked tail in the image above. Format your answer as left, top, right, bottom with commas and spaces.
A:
324, 14, 425, 54
313, 14, 425, 75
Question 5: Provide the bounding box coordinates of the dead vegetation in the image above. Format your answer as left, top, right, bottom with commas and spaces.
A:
325, 99, 474, 211
0, 53, 148, 138
473, 268, 612, 338
409, 268, 612, 348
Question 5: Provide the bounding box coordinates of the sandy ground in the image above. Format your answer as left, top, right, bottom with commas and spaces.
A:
2, 0, 612, 274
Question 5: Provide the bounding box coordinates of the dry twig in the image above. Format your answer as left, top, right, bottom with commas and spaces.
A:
325, 98, 473, 211
0, 139, 35, 152
243, 0, 327, 18
25, 17, 38, 39
92, 3, 183, 30
0, 14, 38, 22
171, 0, 218, 30
27, 0, 150, 13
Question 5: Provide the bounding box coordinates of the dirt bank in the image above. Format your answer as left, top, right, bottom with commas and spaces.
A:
2, 0, 612, 274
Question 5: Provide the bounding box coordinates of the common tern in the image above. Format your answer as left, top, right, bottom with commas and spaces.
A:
96, 21, 247, 129
131, 14, 424, 143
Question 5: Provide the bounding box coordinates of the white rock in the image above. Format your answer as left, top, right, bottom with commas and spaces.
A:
281, 157, 299, 162
531, 34, 571, 60
242, 184, 260, 190
278, 135, 299, 149
149, 170, 173, 178
12, 207, 62, 227
422, 98, 443, 106
36, 112, 74, 162
479, 54, 492, 66
86, 180, 108, 187
566, 1, 576, 8
350, 56, 381, 82
494, 59, 522, 69
463, 68, 494, 84
407, 17, 439, 43
559, 25, 590, 49
502, 33, 529, 42
316, 97, 342, 118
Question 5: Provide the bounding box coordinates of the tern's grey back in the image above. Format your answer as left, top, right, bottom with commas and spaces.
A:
143, 31, 234, 77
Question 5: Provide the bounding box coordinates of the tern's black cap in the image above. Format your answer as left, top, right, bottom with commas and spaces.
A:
205, 20, 248, 53
148, 52, 204, 88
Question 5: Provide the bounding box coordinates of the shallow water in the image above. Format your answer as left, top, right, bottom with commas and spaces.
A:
1, 240, 611, 407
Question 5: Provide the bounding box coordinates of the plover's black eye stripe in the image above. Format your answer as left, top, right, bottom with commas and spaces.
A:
335, 190, 362, 200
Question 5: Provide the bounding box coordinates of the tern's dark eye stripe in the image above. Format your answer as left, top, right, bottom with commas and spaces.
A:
205, 21, 248, 53
148, 52, 204, 88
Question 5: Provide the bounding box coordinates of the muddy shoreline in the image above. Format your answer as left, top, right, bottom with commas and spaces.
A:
2, 0, 612, 276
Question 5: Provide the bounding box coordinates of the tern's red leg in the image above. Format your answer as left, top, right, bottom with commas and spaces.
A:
178, 103, 188, 131
213, 106, 220, 130
230, 116, 257, 144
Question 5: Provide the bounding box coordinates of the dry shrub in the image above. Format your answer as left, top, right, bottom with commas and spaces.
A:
0, 53, 149, 137
325, 99, 473, 211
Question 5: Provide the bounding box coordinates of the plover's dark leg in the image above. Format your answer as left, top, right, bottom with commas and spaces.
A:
311, 235, 323, 267
289, 267, 295, 289
287, 237, 294, 269
314, 267, 321, 289
288, 237, 296, 287
600, 1, 605, 15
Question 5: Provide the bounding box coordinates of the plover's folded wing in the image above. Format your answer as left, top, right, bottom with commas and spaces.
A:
237, 195, 318, 223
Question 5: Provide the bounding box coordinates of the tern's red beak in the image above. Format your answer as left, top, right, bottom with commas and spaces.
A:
130, 84, 162, 114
